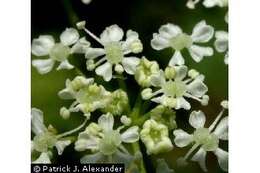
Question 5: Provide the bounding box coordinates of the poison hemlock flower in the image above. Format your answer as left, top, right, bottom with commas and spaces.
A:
214, 31, 228, 64
134, 57, 160, 87
77, 22, 143, 81
32, 28, 90, 74
141, 66, 209, 110
151, 20, 214, 65
173, 101, 228, 172
140, 119, 173, 155
186, 0, 228, 9
58, 76, 112, 115
75, 113, 139, 165
31, 108, 71, 163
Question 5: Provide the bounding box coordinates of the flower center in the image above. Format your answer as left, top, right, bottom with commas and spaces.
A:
169, 33, 193, 51
33, 132, 57, 153
99, 131, 122, 155
193, 128, 219, 151
104, 42, 124, 64
150, 128, 162, 143
162, 80, 187, 97
49, 43, 70, 62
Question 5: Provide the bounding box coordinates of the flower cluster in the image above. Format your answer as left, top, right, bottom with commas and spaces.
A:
31, 1, 228, 172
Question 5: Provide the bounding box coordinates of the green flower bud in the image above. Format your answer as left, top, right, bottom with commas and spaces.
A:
120, 115, 132, 126
60, 107, 70, 119
140, 119, 173, 155
135, 57, 160, 87
164, 66, 176, 79
114, 64, 124, 74
102, 89, 128, 116
188, 69, 199, 79
130, 40, 143, 53
86, 60, 95, 71
141, 88, 153, 100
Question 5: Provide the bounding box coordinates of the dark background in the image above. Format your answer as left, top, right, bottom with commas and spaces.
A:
32, 0, 228, 172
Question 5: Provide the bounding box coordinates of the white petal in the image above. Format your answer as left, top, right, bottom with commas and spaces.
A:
151, 95, 164, 104
188, 45, 213, 62
71, 37, 90, 54
55, 140, 71, 155
32, 152, 51, 164
214, 31, 228, 53
80, 152, 105, 163
32, 58, 55, 74
191, 20, 214, 43
214, 148, 228, 172
122, 57, 140, 75
32, 35, 55, 56
95, 62, 113, 81
189, 110, 206, 129
213, 116, 228, 140
98, 113, 114, 132
121, 126, 139, 143
169, 51, 185, 66
159, 23, 182, 39
173, 129, 193, 147
151, 33, 170, 50
175, 65, 188, 80
100, 25, 124, 44
150, 70, 166, 87
75, 133, 100, 151
187, 78, 208, 97
85, 48, 105, 59
57, 60, 74, 70
31, 108, 47, 135
176, 97, 191, 110
122, 30, 139, 50
112, 150, 134, 166
60, 28, 79, 46
191, 148, 207, 172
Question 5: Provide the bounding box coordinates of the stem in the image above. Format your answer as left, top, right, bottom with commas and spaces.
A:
132, 142, 147, 173
62, 0, 79, 25
57, 118, 88, 139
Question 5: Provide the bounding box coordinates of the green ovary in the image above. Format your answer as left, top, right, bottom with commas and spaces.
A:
169, 33, 193, 51
104, 42, 124, 64
162, 80, 187, 97
149, 129, 163, 143
99, 131, 122, 155
193, 128, 219, 151
49, 43, 70, 62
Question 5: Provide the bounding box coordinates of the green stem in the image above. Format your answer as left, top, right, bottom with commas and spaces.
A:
132, 142, 147, 173
62, 0, 79, 25
57, 117, 88, 139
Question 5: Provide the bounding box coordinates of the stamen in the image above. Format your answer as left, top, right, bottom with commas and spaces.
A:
151, 89, 164, 98
209, 108, 226, 132
184, 93, 202, 102
94, 57, 107, 67
183, 143, 200, 161
82, 27, 103, 45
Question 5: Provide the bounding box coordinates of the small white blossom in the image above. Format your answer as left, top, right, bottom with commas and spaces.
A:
173, 101, 228, 172
58, 76, 112, 114
32, 28, 90, 74
78, 23, 143, 81
141, 66, 208, 110
151, 20, 214, 65
140, 119, 173, 155
75, 113, 139, 165
214, 31, 228, 64
31, 108, 71, 163
186, 0, 228, 9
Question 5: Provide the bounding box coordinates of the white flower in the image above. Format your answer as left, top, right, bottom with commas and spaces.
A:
75, 113, 139, 165
141, 66, 209, 110
58, 76, 112, 114
81, 0, 92, 5
31, 108, 71, 163
173, 101, 228, 172
214, 31, 228, 64
151, 20, 214, 65
186, 0, 228, 9
78, 22, 143, 81
140, 119, 173, 155
32, 28, 89, 74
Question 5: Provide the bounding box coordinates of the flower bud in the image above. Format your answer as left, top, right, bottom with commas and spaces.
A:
86, 60, 95, 71
114, 64, 124, 74
60, 107, 70, 119
141, 88, 153, 100
221, 100, 228, 109
164, 66, 176, 79
188, 69, 199, 79
130, 40, 143, 53
120, 115, 132, 126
